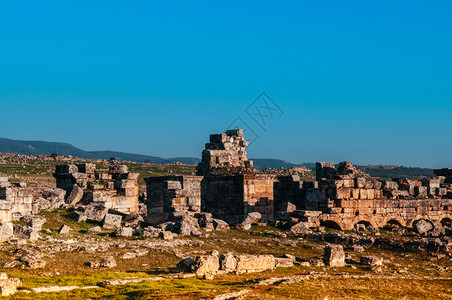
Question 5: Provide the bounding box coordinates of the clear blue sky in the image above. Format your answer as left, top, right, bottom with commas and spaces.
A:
1, 1, 451, 168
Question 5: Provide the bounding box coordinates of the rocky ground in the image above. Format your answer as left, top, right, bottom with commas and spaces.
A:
0, 154, 451, 299
0, 208, 450, 299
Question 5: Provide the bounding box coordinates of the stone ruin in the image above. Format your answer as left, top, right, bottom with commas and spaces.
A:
144, 176, 203, 224
0, 177, 33, 222
274, 161, 452, 230
53, 163, 139, 214
144, 129, 275, 225
0, 128, 451, 243
196, 129, 254, 176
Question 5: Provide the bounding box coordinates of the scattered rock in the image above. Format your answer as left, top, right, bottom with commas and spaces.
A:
275, 257, 294, 268
177, 258, 196, 272
13, 225, 39, 240
352, 245, 365, 252
360, 255, 383, 266
115, 227, 133, 237
193, 255, 220, 276
0, 273, 22, 296
235, 255, 275, 274
159, 231, 173, 240
219, 252, 237, 272
173, 215, 201, 236
65, 185, 84, 206
413, 219, 434, 234
58, 224, 72, 234
103, 213, 122, 230
323, 244, 345, 267
213, 219, 230, 231
241, 212, 261, 225
142, 226, 162, 238
236, 223, 251, 231
25, 216, 47, 231
83, 204, 109, 221
87, 256, 116, 268
72, 211, 87, 222
309, 258, 325, 267
88, 226, 102, 233
0, 223, 13, 243
290, 222, 311, 235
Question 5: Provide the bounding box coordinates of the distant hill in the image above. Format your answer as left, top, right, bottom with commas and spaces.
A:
0, 137, 302, 168
355, 165, 435, 179
0, 138, 436, 178
0, 137, 200, 165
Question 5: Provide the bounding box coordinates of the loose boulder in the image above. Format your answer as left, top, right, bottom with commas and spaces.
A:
323, 244, 345, 267
413, 219, 434, 234
103, 214, 122, 230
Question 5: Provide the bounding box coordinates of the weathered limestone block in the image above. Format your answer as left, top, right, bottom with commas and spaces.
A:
195, 212, 213, 228
0, 223, 13, 243
323, 244, 345, 267
275, 257, 294, 268
213, 218, 230, 231
0, 273, 22, 296
84, 204, 109, 221
235, 255, 275, 274
13, 225, 39, 240
177, 258, 196, 273
192, 255, 220, 276
72, 211, 87, 222
413, 219, 434, 234
25, 216, 46, 231
173, 215, 201, 236
159, 231, 173, 240
219, 252, 237, 272
241, 212, 261, 225
142, 226, 162, 238
360, 256, 383, 266
290, 222, 311, 235
58, 224, 71, 234
115, 227, 134, 237
103, 214, 122, 230
109, 165, 129, 176
65, 185, 84, 206
88, 256, 116, 268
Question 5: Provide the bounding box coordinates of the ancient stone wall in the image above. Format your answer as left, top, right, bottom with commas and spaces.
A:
275, 161, 452, 230
53, 164, 139, 214
196, 129, 253, 177
0, 178, 33, 222
202, 174, 275, 224
144, 176, 203, 224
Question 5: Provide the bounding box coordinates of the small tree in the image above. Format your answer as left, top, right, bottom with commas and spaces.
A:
50, 153, 58, 159
109, 157, 116, 162
145, 159, 152, 164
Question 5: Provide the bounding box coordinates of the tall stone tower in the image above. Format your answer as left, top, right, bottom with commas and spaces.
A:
196, 129, 254, 176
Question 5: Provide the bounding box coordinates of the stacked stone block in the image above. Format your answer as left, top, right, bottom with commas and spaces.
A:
0, 177, 33, 222
274, 161, 452, 231
144, 176, 203, 224
202, 174, 275, 224
196, 129, 254, 176
53, 164, 139, 214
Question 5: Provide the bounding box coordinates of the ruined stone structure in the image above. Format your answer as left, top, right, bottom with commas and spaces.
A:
274, 161, 452, 230
53, 164, 139, 214
0, 178, 33, 222
196, 129, 254, 176
144, 129, 275, 225
143, 176, 203, 224
202, 174, 275, 224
